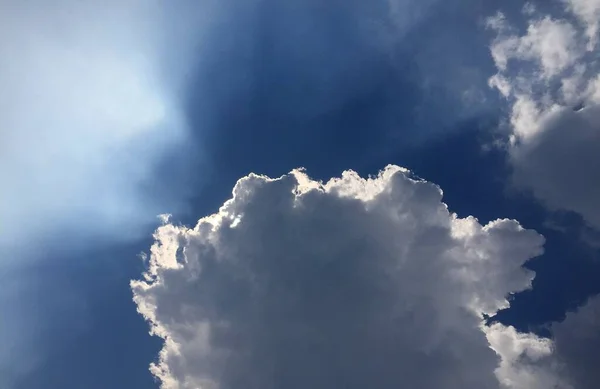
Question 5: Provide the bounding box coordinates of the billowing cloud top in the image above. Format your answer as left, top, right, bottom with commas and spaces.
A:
132, 166, 570, 389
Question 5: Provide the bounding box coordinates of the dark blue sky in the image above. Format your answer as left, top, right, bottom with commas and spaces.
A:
4, 0, 600, 388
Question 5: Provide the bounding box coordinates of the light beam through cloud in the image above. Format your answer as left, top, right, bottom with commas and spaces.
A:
0, 0, 214, 383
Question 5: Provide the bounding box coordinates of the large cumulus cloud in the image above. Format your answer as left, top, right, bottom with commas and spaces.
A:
132, 166, 567, 389
487, 1, 600, 230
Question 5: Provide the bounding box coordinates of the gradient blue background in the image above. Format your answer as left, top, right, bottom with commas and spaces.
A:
6, 0, 599, 387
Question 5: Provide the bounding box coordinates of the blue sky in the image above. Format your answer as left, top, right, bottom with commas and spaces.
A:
2, 0, 600, 388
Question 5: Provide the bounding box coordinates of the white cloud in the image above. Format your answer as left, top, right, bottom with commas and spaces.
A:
132, 166, 566, 389
485, 323, 571, 389
489, 15, 579, 79
488, 5, 600, 230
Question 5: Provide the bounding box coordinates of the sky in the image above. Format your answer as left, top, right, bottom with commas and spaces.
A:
1, 0, 599, 388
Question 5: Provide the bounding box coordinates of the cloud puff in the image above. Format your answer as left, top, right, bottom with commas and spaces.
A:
132, 166, 566, 389
485, 323, 572, 389
487, 3, 600, 229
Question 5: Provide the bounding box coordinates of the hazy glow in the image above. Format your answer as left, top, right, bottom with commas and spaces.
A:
0, 0, 211, 251
0, 0, 212, 383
